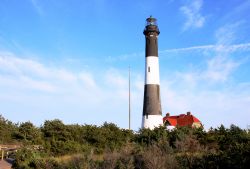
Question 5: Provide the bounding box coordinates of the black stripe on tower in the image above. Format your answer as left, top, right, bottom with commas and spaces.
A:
145, 35, 158, 56
143, 16, 160, 57
143, 84, 162, 116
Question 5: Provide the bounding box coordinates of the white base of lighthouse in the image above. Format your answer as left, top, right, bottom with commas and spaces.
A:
142, 115, 163, 129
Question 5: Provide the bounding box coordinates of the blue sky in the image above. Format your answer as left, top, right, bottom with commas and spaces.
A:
0, 0, 250, 130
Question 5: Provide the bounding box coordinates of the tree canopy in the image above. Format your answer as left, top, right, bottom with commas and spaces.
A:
1, 114, 249, 169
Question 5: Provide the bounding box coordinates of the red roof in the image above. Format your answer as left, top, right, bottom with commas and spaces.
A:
163, 113, 201, 127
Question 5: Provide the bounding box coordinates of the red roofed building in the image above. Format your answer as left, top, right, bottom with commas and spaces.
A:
163, 112, 202, 129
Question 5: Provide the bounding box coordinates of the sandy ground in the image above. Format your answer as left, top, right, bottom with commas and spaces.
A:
0, 159, 13, 169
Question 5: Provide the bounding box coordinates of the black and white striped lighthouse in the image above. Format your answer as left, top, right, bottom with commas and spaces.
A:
142, 16, 163, 129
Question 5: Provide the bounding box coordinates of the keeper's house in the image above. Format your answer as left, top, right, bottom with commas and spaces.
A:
163, 112, 202, 130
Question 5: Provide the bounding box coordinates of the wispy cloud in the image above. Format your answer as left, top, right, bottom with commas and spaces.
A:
202, 22, 245, 82
160, 22, 250, 128
30, 0, 44, 16
161, 23, 249, 84
215, 22, 244, 45
202, 56, 240, 82
0, 52, 144, 128
1, 19, 250, 129
161, 80, 250, 128
161, 22, 249, 54
180, 0, 205, 31
160, 43, 250, 54
0, 52, 99, 92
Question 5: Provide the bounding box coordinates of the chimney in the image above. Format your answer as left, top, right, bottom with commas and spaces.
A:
166, 112, 170, 117
187, 112, 191, 115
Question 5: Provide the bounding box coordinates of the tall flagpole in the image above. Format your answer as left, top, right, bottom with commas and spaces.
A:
129, 66, 131, 130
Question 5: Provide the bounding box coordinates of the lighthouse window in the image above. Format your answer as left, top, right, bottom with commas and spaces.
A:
148, 67, 150, 72
157, 87, 160, 99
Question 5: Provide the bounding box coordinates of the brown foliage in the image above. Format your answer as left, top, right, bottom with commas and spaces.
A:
101, 144, 134, 169
175, 134, 205, 153
139, 143, 178, 169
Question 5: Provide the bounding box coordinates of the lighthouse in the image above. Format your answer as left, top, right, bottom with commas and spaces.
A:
142, 16, 163, 129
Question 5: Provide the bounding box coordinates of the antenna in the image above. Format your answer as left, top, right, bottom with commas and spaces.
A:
129, 66, 131, 130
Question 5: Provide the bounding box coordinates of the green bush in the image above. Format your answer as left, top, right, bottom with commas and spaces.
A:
1, 114, 249, 169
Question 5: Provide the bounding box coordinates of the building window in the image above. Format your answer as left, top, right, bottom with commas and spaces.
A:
148, 67, 150, 72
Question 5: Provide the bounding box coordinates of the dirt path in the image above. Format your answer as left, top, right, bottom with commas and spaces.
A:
0, 159, 13, 169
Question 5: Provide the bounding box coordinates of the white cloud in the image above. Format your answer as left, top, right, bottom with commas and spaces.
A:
160, 43, 248, 84
202, 22, 245, 83
0, 52, 145, 129
159, 22, 250, 129
105, 69, 127, 89
0, 53, 56, 92
1, 19, 250, 130
20, 75, 56, 92
0, 52, 50, 78
78, 72, 97, 89
0, 52, 102, 93
161, 21, 250, 84
161, 81, 250, 129
180, 0, 205, 31
215, 22, 243, 45
160, 43, 250, 54
202, 56, 240, 82
161, 43, 250, 128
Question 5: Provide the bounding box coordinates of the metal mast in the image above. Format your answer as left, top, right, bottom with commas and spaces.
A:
129, 66, 131, 130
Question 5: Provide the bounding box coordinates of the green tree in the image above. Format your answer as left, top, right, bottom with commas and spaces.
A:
13, 121, 42, 144
0, 114, 18, 143
135, 126, 168, 146
42, 119, 71, 141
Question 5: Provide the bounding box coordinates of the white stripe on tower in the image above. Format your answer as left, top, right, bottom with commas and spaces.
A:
142, 114, 163, 129
145, 56, 160, 85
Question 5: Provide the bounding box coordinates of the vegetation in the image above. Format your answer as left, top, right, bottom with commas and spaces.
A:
0, 114, 249, 169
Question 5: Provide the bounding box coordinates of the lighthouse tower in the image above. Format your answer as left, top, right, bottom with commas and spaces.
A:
142, 16, 163, 129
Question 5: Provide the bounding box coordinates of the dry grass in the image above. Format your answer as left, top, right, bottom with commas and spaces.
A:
53, 154, 77, 163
